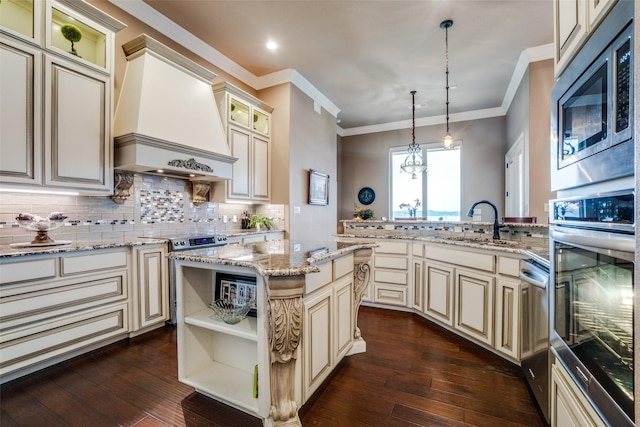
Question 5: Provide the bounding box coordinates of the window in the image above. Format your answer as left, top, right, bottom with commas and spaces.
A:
391, 144, 461, 220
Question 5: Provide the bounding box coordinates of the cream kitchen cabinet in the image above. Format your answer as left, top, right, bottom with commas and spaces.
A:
212, 83, 273, 203
494, 256, 523, 360
303, 254, 354, 401
0, 248, 130, 383
371, 240, 409, 306
130, 244, 169, 336
0, 36, 42, 187
550, 360, 606, 427
454, 267, 494, 346
494, 277, 521, 360
423, 260, 455, 327
0, 0, 124, 195
411, 243, 423, 311
553, 0, 618, 76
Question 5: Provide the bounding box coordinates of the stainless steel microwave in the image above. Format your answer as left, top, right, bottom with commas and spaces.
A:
550, 0, 634, 191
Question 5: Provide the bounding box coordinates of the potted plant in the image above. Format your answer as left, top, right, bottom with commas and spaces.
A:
60, 23, 82, 57
399, 199, 421, 218
247, 214, 271, 231
353, 205, 374, 220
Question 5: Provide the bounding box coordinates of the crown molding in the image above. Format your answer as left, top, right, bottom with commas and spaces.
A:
109, 0, 551, 137
108, 0, 339, 117
340, 107, 506, 137
500, 43, 553, 112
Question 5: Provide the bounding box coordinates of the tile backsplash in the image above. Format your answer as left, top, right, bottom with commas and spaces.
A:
0, 174, 286, 245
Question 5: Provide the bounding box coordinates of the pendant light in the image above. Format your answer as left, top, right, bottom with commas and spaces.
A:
441, 19, 455, 150
400, 90, 427, 179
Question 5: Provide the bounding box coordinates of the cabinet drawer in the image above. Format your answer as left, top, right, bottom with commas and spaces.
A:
333, 253, 353, 280
1, 271, 127, 329
306, 262, 332, 294
426, 246, 495, 272
0, 258, 57, 284
375, 241, 408, 255
374, 284, 407, 306
374, 255, 407, 270
61, 250, 127, 275
374, 269, 407, 285
498, 256, 521, 277
0, 302, 129, 377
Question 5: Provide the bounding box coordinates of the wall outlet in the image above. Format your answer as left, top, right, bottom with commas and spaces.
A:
232, 215, 238, 223
223, 215, 228, 223
293, 243, 301, 252
293, 206, 301, 214
472, 208, 482, 222
544, 203, 549, 212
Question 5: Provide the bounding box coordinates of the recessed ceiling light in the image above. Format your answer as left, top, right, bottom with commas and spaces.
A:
266, 40, 278, 50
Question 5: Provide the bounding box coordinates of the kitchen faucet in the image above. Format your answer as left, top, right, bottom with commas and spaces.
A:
467, 200, 503, 239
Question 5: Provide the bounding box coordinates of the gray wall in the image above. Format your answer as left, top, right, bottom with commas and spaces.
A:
260, 84, 338, 242
505, 59, 555, 223
339, 116, 507, 223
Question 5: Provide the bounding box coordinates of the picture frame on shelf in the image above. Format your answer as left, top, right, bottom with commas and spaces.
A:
214, 272, 257, 317
308, 169, 330, 205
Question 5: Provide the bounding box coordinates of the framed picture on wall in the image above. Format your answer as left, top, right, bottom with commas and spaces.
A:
309, 169, 329, 205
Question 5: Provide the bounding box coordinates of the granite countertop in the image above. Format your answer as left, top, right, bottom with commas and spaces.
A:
337, 233, 549, 262
0, 237, 167, 259
168, 240, 376, 277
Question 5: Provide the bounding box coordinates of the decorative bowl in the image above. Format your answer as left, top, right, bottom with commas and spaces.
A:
209, 299, 255, 324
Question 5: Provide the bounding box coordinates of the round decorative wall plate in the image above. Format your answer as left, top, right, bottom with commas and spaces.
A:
357, 187, 375, 205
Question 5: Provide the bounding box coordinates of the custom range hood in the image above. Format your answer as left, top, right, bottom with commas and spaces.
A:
113, 34, 236, 203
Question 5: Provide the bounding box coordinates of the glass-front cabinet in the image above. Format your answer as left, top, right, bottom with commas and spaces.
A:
212, 82, 273, 203
47, 2, 111, 70
0, 0, 124, 195
0, 0, 39, 41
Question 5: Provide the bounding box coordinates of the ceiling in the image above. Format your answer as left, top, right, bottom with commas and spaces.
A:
133, 0, 554, 132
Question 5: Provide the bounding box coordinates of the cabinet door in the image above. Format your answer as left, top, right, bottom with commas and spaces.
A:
0, 38, 42, 186
424, 261, 455, 326
303, 287, 333, 400
551, 363, 605, 427
252, 135, 269, 200
44, 55, 111, 193
587, 0, 617, 30
495, 277, 520, 360
132, 245, 168, 332
334, 277, 353, 361
554, 0, 588, 75
228, 126, 251, 199
411, 259, 423, 311
455, 269, 494, 345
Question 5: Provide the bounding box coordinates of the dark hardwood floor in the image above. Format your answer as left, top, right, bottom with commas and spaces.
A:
0, 306, 546, 426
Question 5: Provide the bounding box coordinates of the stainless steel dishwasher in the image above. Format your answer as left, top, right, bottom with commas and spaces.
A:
519, 258, 550, 425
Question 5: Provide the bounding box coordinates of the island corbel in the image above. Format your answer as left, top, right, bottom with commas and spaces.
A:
267, 275, 304, 426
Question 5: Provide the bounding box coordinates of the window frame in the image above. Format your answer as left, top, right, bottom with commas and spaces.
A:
389, 142, 462, 221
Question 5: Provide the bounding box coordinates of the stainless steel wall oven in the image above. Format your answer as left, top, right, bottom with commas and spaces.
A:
550, 0, 634, 191
549, 190, 635, 426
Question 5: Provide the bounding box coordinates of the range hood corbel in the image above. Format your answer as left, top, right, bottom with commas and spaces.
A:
113, 34, 236, 205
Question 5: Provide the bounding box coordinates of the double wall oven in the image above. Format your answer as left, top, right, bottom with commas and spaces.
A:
549, 1, 634, 425
550, 191, 635, 426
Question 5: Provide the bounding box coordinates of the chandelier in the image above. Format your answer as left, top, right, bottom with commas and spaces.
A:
441, 19, 455, 150
400, 90, 427, 179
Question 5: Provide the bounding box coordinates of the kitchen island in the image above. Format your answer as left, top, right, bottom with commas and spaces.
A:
169, 240, 375, 427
